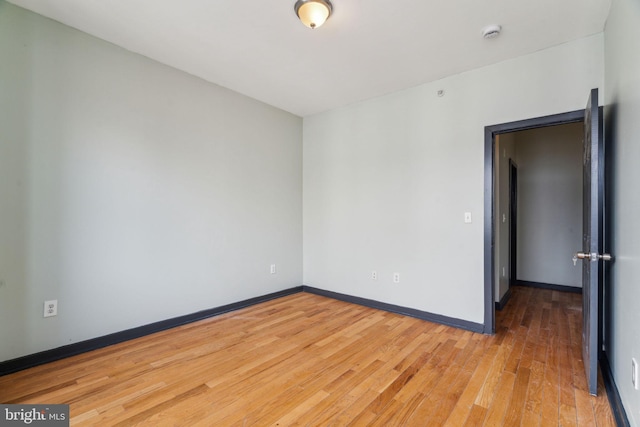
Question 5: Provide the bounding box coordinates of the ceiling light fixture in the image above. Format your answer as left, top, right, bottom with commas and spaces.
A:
294, 0, 333, 29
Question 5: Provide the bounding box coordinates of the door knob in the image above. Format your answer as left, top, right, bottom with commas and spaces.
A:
574, 252, 591, 260
572, 252, 614, 265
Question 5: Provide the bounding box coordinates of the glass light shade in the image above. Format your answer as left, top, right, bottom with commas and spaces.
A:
296, 1, 332, 29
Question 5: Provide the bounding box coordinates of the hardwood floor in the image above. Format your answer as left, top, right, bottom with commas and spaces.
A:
0, 287, 616, 426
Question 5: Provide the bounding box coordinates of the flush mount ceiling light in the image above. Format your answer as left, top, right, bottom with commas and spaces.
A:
482, 25, 502, 39
294, 0, 333, 29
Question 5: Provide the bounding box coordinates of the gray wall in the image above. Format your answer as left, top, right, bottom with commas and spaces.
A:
515, 123, 583, 288
494, 133, 517, 302
0, 2, 303, 362
303, 35, 604, 324
6, 7, 636, 423
604, 0, 640, 423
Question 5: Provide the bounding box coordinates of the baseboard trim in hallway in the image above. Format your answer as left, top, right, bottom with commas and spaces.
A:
495, 288, 513, 311
515, 280, 582, 294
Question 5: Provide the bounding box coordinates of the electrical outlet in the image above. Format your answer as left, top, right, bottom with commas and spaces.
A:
393, 273, 400, 283
632, 358, 639, 390
270, 264, 276, 274
371, 271, 377, 280
44, 300, 58, 318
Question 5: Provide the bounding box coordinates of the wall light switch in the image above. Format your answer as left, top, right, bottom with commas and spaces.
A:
464, 212, 472, 223
270, 264, 276, 274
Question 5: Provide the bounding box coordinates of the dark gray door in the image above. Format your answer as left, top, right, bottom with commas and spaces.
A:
580, 88, 603, 396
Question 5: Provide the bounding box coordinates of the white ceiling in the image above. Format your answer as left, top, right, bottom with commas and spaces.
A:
6, 0, 611, 117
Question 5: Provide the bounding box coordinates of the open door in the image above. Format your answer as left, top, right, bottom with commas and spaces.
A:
574, 88, 611, 396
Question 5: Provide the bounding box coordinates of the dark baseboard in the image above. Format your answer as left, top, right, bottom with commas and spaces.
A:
601, 354, 630, 427
4, 283, 627, 422
1, 284, 487, 376
302, 286, 485, 334
495, 288, 512, 311
0, 286, 303, 377
515, 280, 582, 294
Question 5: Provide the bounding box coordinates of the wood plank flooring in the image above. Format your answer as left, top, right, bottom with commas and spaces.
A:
0, 286, 616, 426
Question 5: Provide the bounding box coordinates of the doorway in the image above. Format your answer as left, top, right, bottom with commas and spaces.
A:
482, 109, 585, 334
493, 122, 584, 311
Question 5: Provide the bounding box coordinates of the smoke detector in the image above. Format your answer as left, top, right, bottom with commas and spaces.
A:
482, 25, 502, 39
